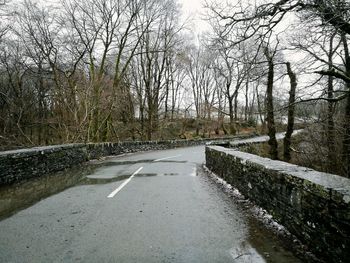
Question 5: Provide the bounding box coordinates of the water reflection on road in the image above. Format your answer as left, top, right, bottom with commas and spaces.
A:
0, 155, 304, 263
0, 163, 95, 221
0, 159, 182, 221
229, 242, 266, 262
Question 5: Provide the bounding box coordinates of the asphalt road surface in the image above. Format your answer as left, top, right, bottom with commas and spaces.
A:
0, 145, 302, 262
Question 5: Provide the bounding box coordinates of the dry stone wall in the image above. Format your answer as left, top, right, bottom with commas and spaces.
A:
205, 145, 350, 263
0, 136, 248, 185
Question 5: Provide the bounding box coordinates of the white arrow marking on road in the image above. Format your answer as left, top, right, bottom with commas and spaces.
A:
107, 167, 143, 198
153, 155, 182, 162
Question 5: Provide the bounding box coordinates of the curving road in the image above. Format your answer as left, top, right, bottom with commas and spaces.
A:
0, 145, 302, 262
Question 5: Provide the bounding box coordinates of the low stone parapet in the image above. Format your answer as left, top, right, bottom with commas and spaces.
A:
0, 144, 88, 185
205, 145, 350, 263
0, 135, 250, 185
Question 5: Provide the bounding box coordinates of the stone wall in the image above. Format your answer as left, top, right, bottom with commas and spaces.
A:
205, 145, 350, 263
86, 137, 241, 159
0, 144, 88, 185
0, 135, 248, 185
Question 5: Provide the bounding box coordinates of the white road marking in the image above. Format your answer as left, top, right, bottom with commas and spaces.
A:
153, 155, 182, 162
107, 167, 143, 198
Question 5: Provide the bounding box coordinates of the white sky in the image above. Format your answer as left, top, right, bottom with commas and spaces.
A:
9, 0, 211, 33
179, 0, 210, 34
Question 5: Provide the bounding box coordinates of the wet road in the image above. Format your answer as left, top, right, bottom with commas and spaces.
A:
0, 146, 302, 262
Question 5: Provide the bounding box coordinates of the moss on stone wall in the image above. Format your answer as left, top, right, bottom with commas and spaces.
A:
206, 145, 350, 263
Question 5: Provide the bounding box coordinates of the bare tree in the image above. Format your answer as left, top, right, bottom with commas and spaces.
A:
263, 44, 279, 160
127, 0, 183, 139
213, 42, 253, 134
206, 0, 350, 176
283, 62, 297, 161
0, 1, 9, 40
185, 45, 217, 136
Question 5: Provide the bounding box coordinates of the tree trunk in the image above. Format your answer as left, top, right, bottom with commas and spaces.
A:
283, 62, 297, 161
147, 103, 153, 140
256, 85, 266, 133
91, 83, 100, 142
140, 104, 145, 140
164, 84, 169, 119
228, 97, 236, 135
37, 63, 44, 145
264, 48, 278, 160
245, 81, 249, 121
341, 33, 350, 177
327, 42, 336, 172
234, 92, 238, 121
342, 88, 350, 177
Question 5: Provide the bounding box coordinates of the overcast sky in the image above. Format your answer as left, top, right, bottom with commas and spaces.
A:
179, 0, 210, 33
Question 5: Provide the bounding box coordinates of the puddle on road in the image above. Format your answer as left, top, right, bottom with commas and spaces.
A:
229, 241, 266, 262
1, 161, 310, 262
134, 173, 157, 178
163, 173, 179, 176
98, 160, 155, 166
190, 167, 197, 177
100, 160, 186, 166
0, 163, 95, 221
198, 166, 310, 263
227, 238, 302, 263
0, 162, 107, 220
0, 159, 185, 221
84, 173, 160, 184
245, 219, 304, 263
83, 174, 131, 184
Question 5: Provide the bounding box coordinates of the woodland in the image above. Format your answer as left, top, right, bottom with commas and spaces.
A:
0, 0, 349, 177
